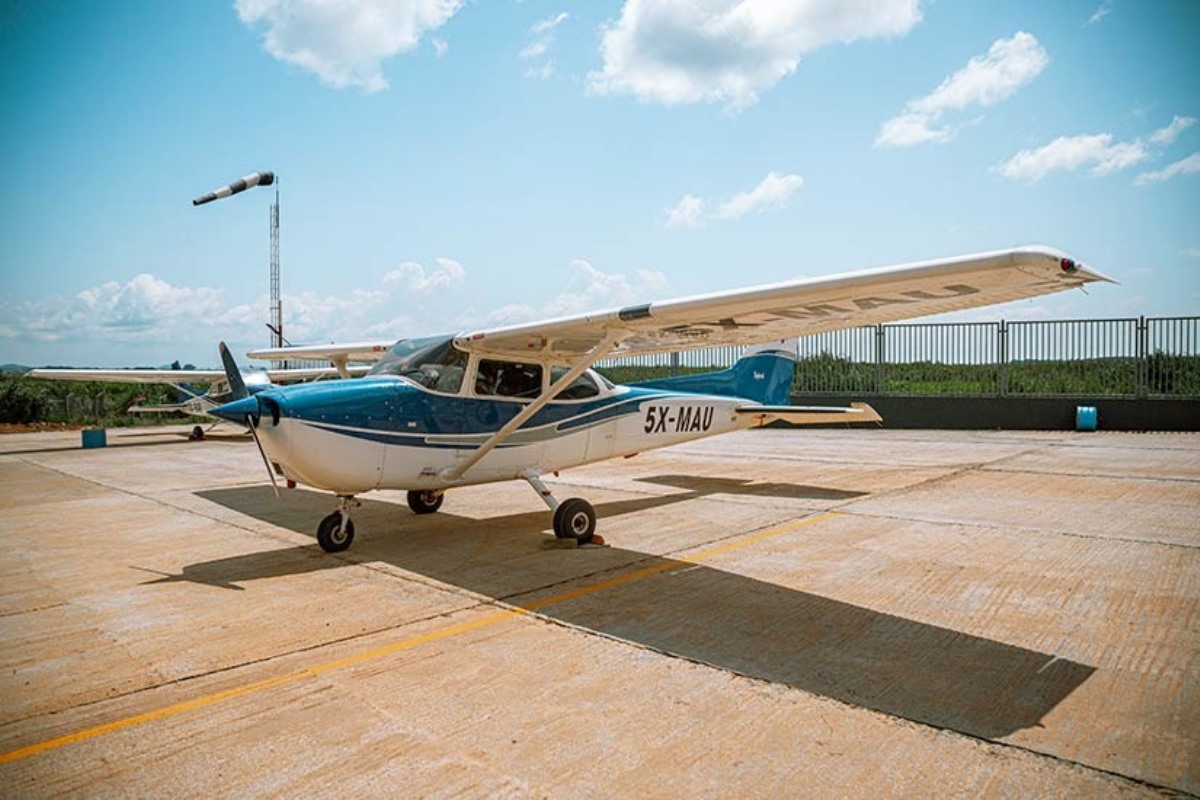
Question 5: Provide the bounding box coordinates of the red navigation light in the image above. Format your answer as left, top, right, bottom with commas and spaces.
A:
1060, 258, 1078, 273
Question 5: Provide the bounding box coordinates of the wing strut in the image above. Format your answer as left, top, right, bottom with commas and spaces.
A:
439, 330, 626, 483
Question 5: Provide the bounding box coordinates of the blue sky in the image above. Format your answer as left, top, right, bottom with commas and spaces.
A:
1, 0, 1197, 368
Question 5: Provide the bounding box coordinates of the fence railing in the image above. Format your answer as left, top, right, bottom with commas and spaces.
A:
596, 316, 1200, 398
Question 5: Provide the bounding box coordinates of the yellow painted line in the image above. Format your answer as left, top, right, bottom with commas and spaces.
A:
0, 511, 839, 765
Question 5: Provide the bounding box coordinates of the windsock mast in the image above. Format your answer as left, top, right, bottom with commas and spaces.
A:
192, 170, 282, 352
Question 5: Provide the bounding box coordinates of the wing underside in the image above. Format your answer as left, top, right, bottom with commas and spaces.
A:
454, 247, 1112, 363
27, 368, 226, 385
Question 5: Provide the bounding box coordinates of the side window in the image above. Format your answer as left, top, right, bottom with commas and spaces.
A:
551, 368, 600, 400
476, 360, 543, 399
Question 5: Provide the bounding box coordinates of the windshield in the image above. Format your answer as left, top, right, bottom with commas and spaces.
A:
367, 335, 467, 393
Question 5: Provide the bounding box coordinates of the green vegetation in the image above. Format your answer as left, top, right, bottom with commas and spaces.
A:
599, 352, 1200, 398
2, 348, 1195, 429
0, 376, 185, 427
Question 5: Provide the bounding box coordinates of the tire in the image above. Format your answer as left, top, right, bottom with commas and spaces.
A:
190, 425, 205, 441
552, 498, 596, 545
317, 512, 355, 552
407, 490, 444, 515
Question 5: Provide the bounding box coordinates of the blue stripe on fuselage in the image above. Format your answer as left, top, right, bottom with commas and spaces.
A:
258, 378, 683, 448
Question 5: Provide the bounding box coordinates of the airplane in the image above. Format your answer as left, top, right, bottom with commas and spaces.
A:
29, 343, 369, 440
209, 246, 1112, 552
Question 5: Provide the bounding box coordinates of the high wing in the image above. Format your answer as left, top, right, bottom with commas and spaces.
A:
452, 246, 1114, 363
27, 366, 365, 386
246, 341, 395, 377
28, 368, 227, 385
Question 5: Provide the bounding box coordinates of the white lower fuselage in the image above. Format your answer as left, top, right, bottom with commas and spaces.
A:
255, 387, 751, 495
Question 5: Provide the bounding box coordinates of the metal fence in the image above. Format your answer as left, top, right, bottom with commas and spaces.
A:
597, 316, 1200, 398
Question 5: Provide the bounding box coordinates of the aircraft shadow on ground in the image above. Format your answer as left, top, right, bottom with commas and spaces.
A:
182, 483, 1094, 741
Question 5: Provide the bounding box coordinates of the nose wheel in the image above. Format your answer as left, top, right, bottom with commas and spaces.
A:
317, 496, 358, 552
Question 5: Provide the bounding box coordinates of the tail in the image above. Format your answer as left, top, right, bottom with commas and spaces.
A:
630, 341, 797, 405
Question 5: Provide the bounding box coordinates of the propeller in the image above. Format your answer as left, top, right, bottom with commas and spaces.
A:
213, 342, 278, 498
218, 341, 249, 400
246, 410, 280, 499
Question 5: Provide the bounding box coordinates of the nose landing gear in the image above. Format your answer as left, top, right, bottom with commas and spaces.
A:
317, 495, 359, 552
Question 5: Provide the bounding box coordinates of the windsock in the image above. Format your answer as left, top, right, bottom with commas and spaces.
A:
192, 171, 275, 206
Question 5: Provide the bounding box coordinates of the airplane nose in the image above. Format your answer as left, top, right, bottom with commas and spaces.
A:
209, 395, 260, 425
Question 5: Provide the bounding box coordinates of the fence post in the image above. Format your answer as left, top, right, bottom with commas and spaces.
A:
669, 351, 680, 378
998, 320, 1008, 397
1136, 315, 1148, 398
874, 324, 886, 395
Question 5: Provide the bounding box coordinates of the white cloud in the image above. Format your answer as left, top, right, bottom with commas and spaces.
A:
382, 257, 466, 293
475, 260, 668, 325
875, 31, 1048, 148
1149, 115, 1197, 146
520, 11, 568, 81
1135, 152, 1200, 186
2, 257, 476, 364
588, 0, 921, 110
664, 172, 802, 229
4, 259, 678, 366
1181, 248, 1200, 259
715, 172, 804, 220
1086, 2, 1112, 26
664, 194, 706, 230
997, 133, 1147, 181
5, 274, 230, 351
235, 0, 463, 92
531, 12, 568, 36
997, 115, 1196, 183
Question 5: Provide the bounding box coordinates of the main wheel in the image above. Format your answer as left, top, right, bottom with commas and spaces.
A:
190, 425, 205, 441
407, 489, 444, 515
317, 512, 355, 552
553, 498, 596, 545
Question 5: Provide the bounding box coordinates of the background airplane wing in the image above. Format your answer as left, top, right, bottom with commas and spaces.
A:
454, 246, 1114, 362
28, 368, 227, 384
247, 341, 395, 364
265, 365, 372, 381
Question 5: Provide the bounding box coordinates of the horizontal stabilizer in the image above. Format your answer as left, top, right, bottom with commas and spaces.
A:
736, 402, 882, 427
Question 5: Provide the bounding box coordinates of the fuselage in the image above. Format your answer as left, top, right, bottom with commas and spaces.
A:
247, 376, 751, 494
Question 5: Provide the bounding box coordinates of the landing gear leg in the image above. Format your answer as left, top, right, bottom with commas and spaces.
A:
521, 469, 596, 545
317, 495, 358, 553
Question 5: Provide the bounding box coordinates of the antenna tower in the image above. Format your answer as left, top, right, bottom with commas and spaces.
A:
270, 180, 282, 350
270, 183, 280, 347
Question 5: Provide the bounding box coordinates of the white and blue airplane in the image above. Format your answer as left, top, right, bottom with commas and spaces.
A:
211, 246, 1111, 552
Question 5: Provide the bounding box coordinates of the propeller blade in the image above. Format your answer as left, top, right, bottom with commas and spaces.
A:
219, 341, 250, 400
246, 414, 280, 498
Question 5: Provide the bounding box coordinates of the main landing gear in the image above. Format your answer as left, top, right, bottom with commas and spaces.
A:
522, 470, 597, 545
315, 491, 445, 553
313, 478, 597, 554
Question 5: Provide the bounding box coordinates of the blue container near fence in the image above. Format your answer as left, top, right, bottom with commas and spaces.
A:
1075, 406, 1097, 432
81, 428, 107, 448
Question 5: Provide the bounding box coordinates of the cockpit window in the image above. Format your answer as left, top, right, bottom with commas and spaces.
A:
476, 359, 543, 399
367, 335, 467, 393
551, 367, 600, 400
